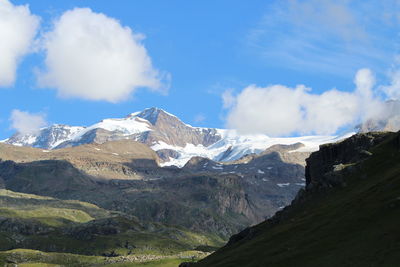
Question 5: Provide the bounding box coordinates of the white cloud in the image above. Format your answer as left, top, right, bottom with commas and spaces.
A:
38, 8, 167, 102
0, 0, 39, 87
354, 68, 386, 121
10, 109, 47, 134
354, 68, 375, 99
222, 89, 236, 109
224, 69, 386, 136
380, 70, 400, 100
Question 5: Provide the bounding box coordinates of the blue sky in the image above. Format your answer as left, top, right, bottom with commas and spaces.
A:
1, 0, 399, 139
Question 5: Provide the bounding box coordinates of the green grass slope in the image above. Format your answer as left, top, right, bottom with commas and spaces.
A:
0, 189, 223, 259
195, 131, 400, 267
0, 249, 207, 266
0, 189, 110, 227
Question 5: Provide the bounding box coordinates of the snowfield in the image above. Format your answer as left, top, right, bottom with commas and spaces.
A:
152, 130, 354, 167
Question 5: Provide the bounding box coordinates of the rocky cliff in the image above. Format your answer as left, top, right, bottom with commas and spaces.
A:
305, 132, 391, 190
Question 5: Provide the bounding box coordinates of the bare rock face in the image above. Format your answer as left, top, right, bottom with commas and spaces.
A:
53, 108, 222, 150
0, 140, 160, 180
305, 132, 391, 190
134, 108, 221, 147
155, 149, 181, 162
182, 144, 309, 221
233, 143, 311, 166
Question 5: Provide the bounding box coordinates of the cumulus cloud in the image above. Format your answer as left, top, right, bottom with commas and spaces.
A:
10, 109, 47, 134
354, 68, 386, 121
38, 8, 167, 102
222, 89, 236, 109
224, 69, 386, 136
380, 70, 400, 100
0, 0, 39, 87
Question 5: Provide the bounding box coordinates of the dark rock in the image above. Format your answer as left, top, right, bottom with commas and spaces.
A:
305, 132, 390, 190
226, 227, 259, 246
179, 262, 195, 267
156, 149, 181, 162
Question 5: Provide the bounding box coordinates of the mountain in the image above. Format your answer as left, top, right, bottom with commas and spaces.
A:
191, 131, 400, 267
3, 108, 398, 266
5, 124, 84, 149
2, 107, 349, 167
0, 139, 310, 238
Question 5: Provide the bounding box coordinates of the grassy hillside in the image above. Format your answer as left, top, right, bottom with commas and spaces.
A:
0, 188, 223, 265
0, 249, 208, 266
195, 131, 400, 267
0, 189, 110, 227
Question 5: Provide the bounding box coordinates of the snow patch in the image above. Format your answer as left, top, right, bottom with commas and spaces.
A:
154, 131, 349, 167
212, 166, 223, 170
70, 117, 151, 141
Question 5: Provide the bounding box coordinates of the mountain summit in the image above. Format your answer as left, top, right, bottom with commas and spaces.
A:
133, 107, 176, 125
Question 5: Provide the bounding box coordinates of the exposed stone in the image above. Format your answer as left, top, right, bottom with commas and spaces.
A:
305, 132, 390, 190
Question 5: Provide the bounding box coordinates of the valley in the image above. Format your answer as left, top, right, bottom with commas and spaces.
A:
1, 107, 399, 266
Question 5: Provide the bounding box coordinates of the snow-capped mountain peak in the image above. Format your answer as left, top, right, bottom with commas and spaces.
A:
4, 124, 85, 149
135, 107, 166, 125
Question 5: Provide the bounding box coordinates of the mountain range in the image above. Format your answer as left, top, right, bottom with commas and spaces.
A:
3, 107, 351, 167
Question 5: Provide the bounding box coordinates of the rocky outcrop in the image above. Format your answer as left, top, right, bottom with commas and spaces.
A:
216, 132, 396, 250
0, 217, 52, 235
305, 132, 391, 190
156, 149, 181, 162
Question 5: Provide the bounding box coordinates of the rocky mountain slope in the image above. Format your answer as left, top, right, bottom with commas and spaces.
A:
2, 107, 348, 167
0, 140, 160, 180
0, 139, 308, 238
192, 131, 400, 267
